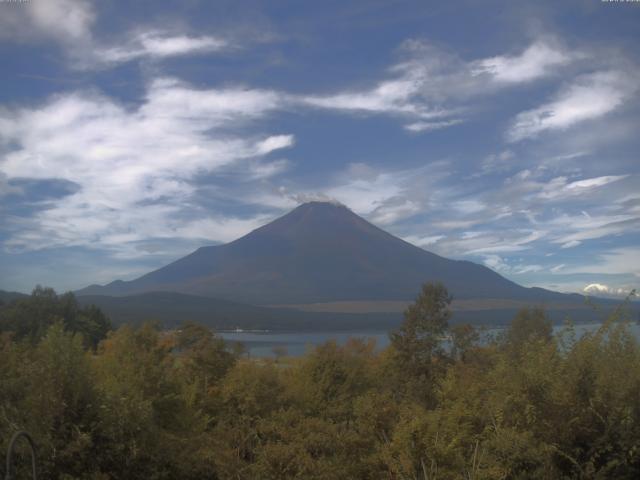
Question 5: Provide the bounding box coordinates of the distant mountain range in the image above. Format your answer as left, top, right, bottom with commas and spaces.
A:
78, 201, 582, 306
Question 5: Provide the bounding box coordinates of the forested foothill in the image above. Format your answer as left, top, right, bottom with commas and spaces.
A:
1, 284, 639, 479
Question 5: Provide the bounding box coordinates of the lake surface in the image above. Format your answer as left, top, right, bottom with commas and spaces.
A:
220, 322, 640, 358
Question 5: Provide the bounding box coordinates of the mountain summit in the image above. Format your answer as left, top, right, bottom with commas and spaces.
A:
78, 202, 575, 305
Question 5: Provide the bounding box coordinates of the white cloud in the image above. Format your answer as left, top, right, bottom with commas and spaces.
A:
0, 0, 95, 43
355, 153, 640, 269
563, 247, 640, 276
369, 198, 422, 225
254, 135, 295, 155
385, 164, 639, 275
481, 255, 543, 276
292, 155, 637, 264
408, 221, 548, 259
0, 173, 21, 197
482, 254, 507, 272
565, 175, 628, 190
135, 32, 226, 57
508, 70, 638, 141
452, 200, 486, 214
246, 158, 290, 180
324, 175, 405, 221
302, 74, 451, 122
539, 174, 628, 199
404, 119, 463, 132
514, 264, 543, 274
474, 150, 516, 176
584, 283, 610, 294
273, 189, 338, 207
301, 38, 573, 133
315, 161, 451, 225
404, 234, 445, 248
432, 219, 483, 230
549, 151, 590, 162
262, 161, 453, 229
551, 213, 640, 247
169, 214, 274, 245
0, 78, 291, 254
0, 0, 231, 69
95, 31, 229, 65
466, 230, 546, 255
30, 0, 94, 41
534, 279, 636, 297
583, 283, 634, 298
472, 40, 571, 84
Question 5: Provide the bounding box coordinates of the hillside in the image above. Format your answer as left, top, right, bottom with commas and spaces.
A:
0, 289, 28, 304
77, 291, 401, 330
76, 291, 622, 331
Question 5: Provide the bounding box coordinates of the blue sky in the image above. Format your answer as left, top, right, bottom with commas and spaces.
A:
0, 0, 638, 298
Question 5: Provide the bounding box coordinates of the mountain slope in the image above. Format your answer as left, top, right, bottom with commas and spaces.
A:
78, 202, 582, 305
0, 289, 29, 304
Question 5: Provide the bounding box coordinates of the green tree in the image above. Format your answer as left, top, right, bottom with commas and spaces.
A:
505, 306, 552, 351
92, 323, 201, 479
389, 282, 452, 403
176, 321, 236, 396
0, 286, 111, 347
450, 323, 479, 362
0, 322, 101, 479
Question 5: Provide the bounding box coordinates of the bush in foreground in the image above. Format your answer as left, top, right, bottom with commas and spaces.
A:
0, 284, 639, 479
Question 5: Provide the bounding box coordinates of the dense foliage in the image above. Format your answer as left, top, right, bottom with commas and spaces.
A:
0, 286, 111, 348
1, 284, 639, 479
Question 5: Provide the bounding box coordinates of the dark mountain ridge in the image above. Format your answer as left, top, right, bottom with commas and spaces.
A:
78, 202, 584, 306
0, 289, 29, 304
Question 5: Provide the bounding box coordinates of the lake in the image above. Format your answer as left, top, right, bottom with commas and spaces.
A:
220, 322, 640, 358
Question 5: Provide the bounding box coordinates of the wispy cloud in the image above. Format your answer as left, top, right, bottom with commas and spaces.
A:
562, 247, 640, 276
482, 254, 511, 272
272, 154, 639, 271
508, 70, 638, 141
466, 230, 547, 255
0, 173, 22, 198
0, 0, 232, 70
471, 40, 572, 84
386, 164, 639, 273
301, 69, 456, 124
551, 214, 640, 248
0, 0, 95, 44
301, 38, 573, 133
474, 150, 516, 176
403, 234, 445, 248
404, 119, 463, 132
317, 161, 451, 225
0, 78, 291, 253
95, 30, 230, 66
480, 254, 542, 275
538, 174, 628, 199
